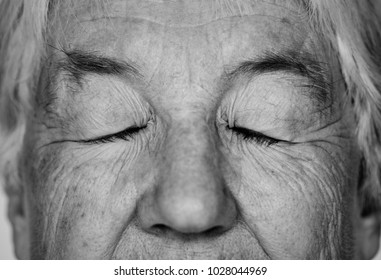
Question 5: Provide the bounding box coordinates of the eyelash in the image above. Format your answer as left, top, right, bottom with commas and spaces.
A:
82, 124, 278, 146
82, 126, 145, 144
230, 126, 279, 146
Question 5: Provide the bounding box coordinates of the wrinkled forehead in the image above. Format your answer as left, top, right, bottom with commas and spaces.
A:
50, 0, 312, 39
53, 0, 306, 25
48, 0, 325, 62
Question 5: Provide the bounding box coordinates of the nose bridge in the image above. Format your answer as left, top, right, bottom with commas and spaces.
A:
160, 117, 221, 207
167, 118, 217, 184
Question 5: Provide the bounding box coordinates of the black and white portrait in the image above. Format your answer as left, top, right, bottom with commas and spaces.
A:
0, 0, 381, 260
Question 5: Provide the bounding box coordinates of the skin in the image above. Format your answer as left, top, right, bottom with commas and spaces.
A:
15, 0, 374, 259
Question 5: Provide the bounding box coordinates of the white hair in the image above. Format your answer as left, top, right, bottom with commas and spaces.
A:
0, 0, 50, 197
0, 0, 381, 211
307, 0, 381, 210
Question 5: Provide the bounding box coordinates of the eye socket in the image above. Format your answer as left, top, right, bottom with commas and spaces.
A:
81, 125, 146, 144
230, 126, 280, 146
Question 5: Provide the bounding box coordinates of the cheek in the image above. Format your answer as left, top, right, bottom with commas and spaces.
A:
22, 138, 151, 259
226, 141, 359, 259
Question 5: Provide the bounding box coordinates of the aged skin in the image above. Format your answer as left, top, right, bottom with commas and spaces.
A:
18, 0, 365, 259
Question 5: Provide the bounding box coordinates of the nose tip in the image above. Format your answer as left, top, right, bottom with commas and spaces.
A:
138, 175, 237, 236
156, 190, 235, 234
139, 187, 237, 236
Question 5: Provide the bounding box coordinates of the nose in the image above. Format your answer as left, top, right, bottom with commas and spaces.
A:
137, 122, 237, 235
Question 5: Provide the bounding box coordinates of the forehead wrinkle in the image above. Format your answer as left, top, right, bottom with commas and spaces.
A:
54, 0, 307, 28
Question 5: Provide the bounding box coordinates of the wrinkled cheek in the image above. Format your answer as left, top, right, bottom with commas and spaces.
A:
231, 148, 350, 259
243, 195, 340, 259
24, 144, 146, 259
237, 185, 330, 259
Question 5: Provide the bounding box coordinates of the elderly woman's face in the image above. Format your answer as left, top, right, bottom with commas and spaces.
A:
20, 0, 364, 259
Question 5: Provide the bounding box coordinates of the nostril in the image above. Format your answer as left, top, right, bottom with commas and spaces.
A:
203, 225, 226, 237
149, 223, 227, 238
150, 224, 170, 235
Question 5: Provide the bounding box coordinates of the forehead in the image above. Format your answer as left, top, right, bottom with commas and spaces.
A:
51, 0, 313, 49
50, 0, 325, 77
56, 0, 304, 24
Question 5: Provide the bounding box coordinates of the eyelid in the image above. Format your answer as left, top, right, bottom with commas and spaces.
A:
230, 126, 280, 146
81, 125, 145, 144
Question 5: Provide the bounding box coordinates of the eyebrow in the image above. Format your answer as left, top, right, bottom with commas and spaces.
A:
227, 51, 332, 104
54, 48, 331, 105
55, 49, 142, 85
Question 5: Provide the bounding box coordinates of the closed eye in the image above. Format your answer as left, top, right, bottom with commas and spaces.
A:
230, 126, 280, 146
81, 125, 146, 144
